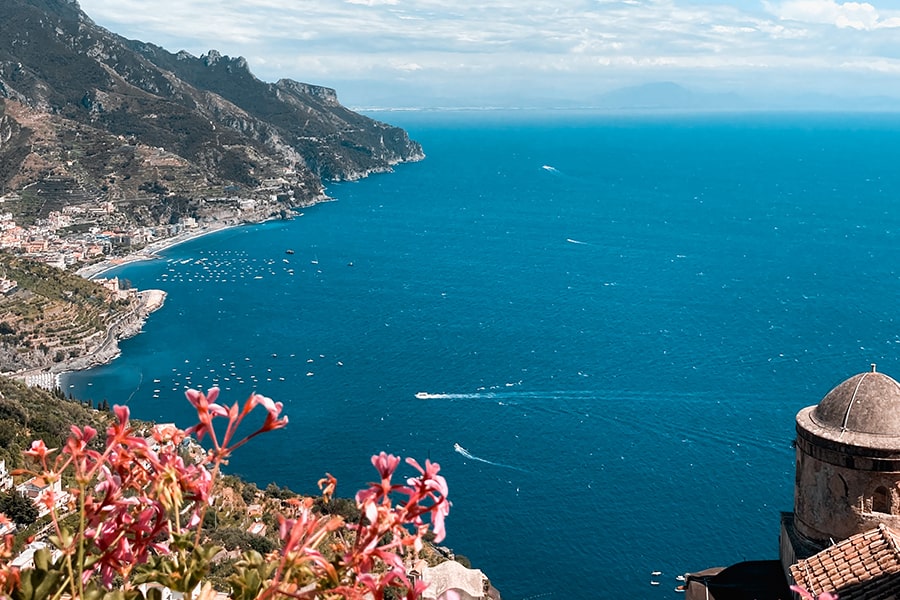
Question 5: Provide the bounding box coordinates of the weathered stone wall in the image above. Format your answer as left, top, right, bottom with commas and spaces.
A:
794, 432, 900, 544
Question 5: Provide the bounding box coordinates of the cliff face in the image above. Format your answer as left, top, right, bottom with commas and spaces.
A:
0, 0, 423, 223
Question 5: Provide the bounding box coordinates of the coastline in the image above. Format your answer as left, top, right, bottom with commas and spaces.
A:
76, 220, 244, 280
57, 206, 324, 379
55, 218, 270, 380
14, 287, 169, 386
43, 191, 340, 382
75, 195, 336, 280
53, 288, 168, 375
27, 220, 256, 384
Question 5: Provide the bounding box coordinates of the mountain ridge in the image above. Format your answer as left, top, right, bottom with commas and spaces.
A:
0, 0, 423, 225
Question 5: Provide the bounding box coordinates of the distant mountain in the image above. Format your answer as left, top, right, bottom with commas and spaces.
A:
0, 0, 423, 225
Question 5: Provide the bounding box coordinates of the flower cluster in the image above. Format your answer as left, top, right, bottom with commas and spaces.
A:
336, 453, 449, 599
0, 387, 449, 600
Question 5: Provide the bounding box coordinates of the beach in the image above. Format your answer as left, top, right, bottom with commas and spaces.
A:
76, 220, 243, 280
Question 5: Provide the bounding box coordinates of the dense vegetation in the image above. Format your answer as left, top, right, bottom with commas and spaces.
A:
0, 376, 106, 470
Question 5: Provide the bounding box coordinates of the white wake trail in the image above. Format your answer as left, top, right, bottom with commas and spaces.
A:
453, 443, 528, 472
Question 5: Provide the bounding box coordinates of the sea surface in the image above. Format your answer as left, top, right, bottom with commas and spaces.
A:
63, 110, 900, 599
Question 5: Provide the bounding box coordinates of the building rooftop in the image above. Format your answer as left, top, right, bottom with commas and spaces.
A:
798, 365, 900, 450
790, 524, 900, 599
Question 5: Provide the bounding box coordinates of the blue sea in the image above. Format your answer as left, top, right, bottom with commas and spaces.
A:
62, 110, 900, 599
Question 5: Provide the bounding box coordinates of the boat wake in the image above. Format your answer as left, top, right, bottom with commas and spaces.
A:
417, 392, 492, 400
453, 443, 528, 472
417, 389, 597, 402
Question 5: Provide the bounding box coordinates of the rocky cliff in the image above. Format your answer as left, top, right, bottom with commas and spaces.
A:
0, 0, 423, 224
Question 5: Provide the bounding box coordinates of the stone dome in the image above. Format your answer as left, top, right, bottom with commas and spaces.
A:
807, 366, 900, 441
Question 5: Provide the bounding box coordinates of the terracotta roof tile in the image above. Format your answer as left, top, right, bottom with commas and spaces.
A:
790, 525, 900, 600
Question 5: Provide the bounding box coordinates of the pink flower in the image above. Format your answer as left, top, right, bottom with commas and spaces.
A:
184, 388, 228, 442
251, 393, 289, 432
69, 425, 97, 444
24, 440, 55, 461
185, 387, 227, 418
372, 452, 401, 481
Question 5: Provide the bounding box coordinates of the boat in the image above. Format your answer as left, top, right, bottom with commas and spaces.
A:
415, 392, 429, 399
285, 249, 294, 254
651, 571, 662, 576
453, 443, 464, 452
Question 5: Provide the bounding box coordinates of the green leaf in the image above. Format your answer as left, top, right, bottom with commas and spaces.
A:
12, 564, 63, 600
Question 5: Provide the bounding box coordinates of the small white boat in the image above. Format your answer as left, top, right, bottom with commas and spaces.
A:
415, 392, 429, 399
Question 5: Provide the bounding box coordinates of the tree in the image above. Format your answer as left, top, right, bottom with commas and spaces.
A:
0, 490, 38, 526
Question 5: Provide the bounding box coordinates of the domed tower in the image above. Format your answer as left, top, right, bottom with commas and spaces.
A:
792, 365, 900, 545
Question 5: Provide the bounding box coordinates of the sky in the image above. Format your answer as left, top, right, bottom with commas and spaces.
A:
75, 0, 900, 109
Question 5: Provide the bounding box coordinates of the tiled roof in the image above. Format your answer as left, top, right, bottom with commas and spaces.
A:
790, 524, 900, 599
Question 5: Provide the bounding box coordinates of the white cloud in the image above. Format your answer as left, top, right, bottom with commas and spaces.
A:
74, 0, 900, 106
839, 57, 900, 72
767, 0, 900, 29
390, 61, 424, 72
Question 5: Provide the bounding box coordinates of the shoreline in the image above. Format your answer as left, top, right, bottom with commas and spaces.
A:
75, 196, 334, 280
28, 217, 278, 384
76, 220, 245, 280
14, 287, 169, 386
28, 195, 340, 383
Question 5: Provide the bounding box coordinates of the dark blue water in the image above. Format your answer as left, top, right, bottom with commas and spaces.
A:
63, 111, 900, 599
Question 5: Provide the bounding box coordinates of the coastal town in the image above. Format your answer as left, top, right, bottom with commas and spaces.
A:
0, 186, 307, 276
0, 189, 308, 385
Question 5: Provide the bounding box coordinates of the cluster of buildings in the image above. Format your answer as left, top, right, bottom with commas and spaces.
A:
0, 458, 66, 525
686, 364, 900, 599
0, 172, 308, 273
0, 193, 260, 271
0, 198, 189, 270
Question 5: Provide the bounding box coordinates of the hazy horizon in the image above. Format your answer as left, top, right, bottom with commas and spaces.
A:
75, 0, 900, 110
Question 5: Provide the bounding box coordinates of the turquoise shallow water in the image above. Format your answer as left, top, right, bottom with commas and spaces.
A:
63, 111, 900, 598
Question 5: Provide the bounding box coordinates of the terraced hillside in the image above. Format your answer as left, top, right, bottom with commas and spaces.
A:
0, 252, 144, 372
